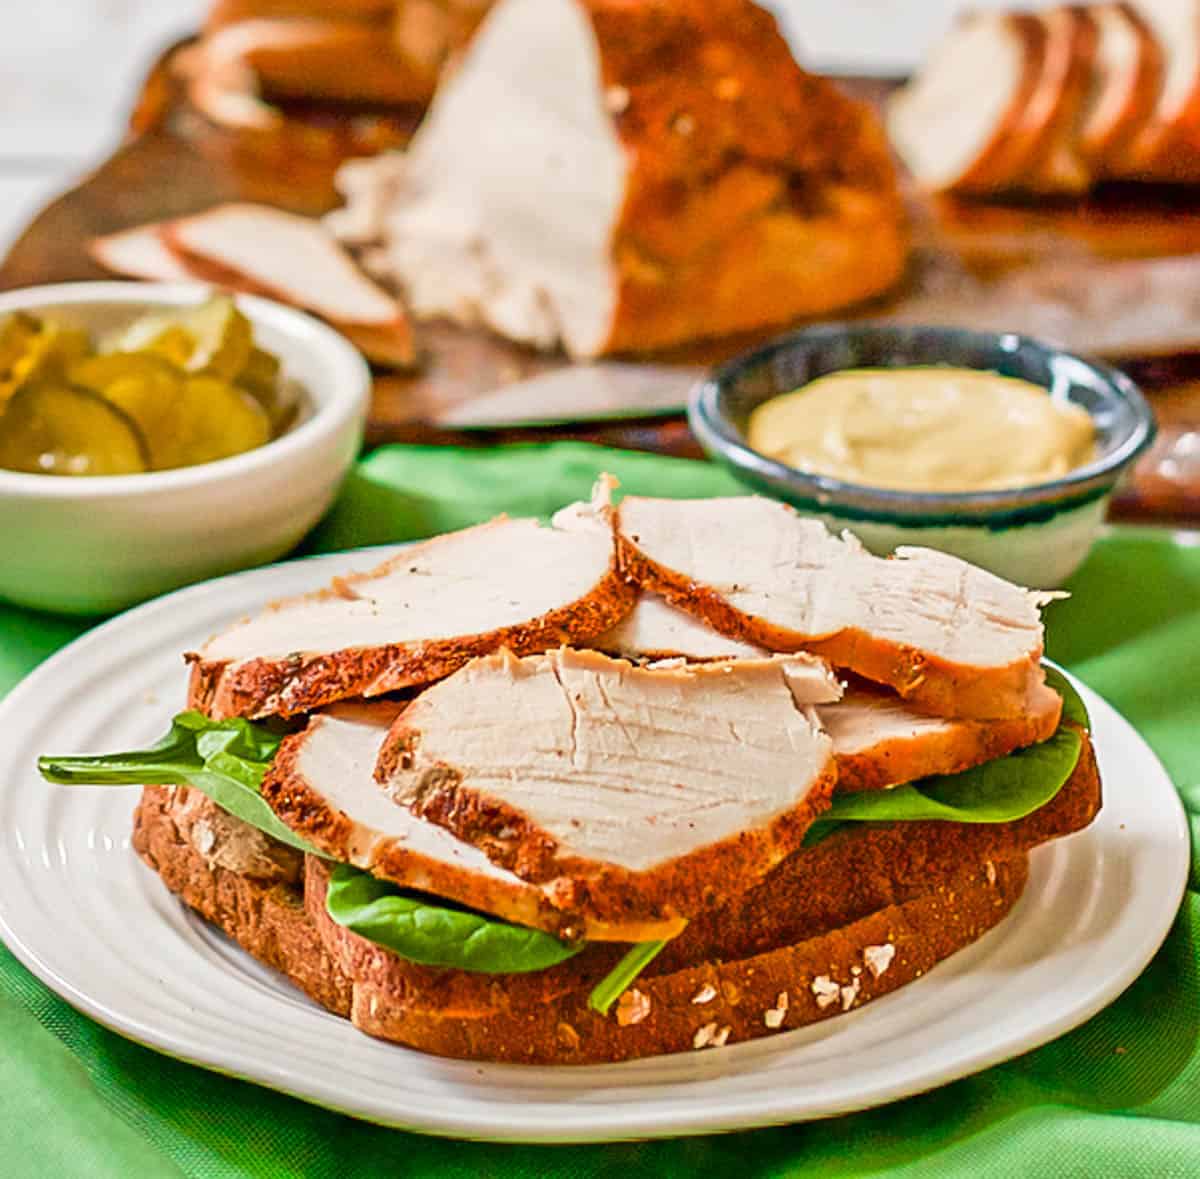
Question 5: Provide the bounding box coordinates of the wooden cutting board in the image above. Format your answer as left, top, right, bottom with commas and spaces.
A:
2, 50, 1199, 522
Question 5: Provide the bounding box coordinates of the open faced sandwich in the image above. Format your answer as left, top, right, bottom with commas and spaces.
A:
41, 481, 1099, 1064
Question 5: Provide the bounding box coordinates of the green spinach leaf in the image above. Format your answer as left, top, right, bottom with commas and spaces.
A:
325, 863, 585, 973
38, 711, 319, 855
1043, 664, 1089, 730
587, 939, 668, 1015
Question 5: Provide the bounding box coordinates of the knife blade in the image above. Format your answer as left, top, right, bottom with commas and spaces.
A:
432, 362, 707, 429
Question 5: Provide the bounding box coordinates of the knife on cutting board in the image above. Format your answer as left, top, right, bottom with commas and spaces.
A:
432, 362, 709, 429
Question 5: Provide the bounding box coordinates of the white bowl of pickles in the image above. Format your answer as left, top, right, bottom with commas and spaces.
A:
0, 282, 370, 615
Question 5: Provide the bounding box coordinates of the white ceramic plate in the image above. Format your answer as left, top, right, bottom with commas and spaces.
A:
0, 550, 1189, 1143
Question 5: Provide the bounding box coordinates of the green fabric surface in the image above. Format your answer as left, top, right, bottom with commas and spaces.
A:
1, 441, 1197, 1178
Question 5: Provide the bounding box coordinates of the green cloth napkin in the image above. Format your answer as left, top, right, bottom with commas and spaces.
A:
1, 442, 1197, 1178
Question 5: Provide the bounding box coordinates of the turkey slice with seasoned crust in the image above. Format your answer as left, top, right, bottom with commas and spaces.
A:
262, 701, 680, 942
819, 680, 1063, 793
187, 515, 635, 719
375, 648, 838, 924
601, 491, 1057, 722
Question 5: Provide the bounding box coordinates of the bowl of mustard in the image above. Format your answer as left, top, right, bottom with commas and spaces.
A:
688, 324, 1155, 586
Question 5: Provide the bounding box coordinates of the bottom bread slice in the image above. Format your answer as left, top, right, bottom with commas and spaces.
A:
133, 784, 1028, 1064
312, 854, 1027, 1063
133, 785, 353, 1017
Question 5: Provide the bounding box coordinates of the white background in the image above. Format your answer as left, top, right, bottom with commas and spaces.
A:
0, 0, 1058, 256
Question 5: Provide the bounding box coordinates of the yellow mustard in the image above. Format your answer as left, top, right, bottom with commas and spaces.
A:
746, 367, 1098, 493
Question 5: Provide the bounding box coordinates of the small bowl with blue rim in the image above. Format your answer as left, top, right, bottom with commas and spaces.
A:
688, 324, 1156, 587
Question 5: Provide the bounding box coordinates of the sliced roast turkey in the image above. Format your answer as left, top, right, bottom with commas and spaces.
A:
886, 11, 1049, 193
1020, 5, 1098, 193
329, 0, 906, 357
819, 681, 1063, 793
187, 516, 635, 719
89, 224, 204, 283
603, 492, 1056, 722
592, 592, 1062, 786
374, 648, 838, 924
1122, 0, 1200, 179
262, 701, 679, 942
162, 203, 415, 367
1081, 2, 1165, 171
592, 591, 769, 662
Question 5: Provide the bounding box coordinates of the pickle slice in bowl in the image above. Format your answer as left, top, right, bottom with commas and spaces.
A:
113, 374, 271, 470
240, 346, 281, 400
69, 351, 183, 398
185, 296, 254, 380
0, 319, 91, 401
0, 313, 41, 396
115, 295, 253, 382
0, 384, 150, 476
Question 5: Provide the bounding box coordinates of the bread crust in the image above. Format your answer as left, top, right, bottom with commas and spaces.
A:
326, 855, 1028, 1063
132, 789, 1027, 1063
186, 518, 638, 720
311, 720, 1099, 1004
132, 786, 352, 1015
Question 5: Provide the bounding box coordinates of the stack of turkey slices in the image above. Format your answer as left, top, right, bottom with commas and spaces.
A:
888, 1, 1200, 194
66, 484, 1099, 1065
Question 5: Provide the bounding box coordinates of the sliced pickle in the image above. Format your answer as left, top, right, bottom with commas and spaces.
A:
110, 309, 186, 358
0, 313, 41, 392
0, 301, 288, 476
116, 295, 253, 382
0, 320, 91, 401
138, 324, 195, 368
240, 346, 280, 398
106, 373, 270, 470
68, 351, 183, 398
186, 296, 254, 380
267, 377, 303, 433
0, 383, 149, 476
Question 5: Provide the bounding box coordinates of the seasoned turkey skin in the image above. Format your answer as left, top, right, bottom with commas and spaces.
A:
591, 591, 1063, 788
820, 680, 1062, 792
